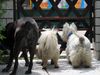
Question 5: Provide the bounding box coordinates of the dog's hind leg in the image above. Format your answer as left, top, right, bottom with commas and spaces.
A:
10, 50, 20, 75
70, 54, 81, 68
53, 59, 59, 68
82, 52, 92, 68
42, 58, 48, 70
2, 49, 14, 72
52, 50, 59, 68
22, 49, 29, 66
51, 59, 54, 65
25, 47, 34, 74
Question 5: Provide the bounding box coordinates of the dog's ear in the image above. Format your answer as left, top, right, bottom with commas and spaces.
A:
62, 22, 70, 42
70, 22, 77, 31
63, 22, 70, 29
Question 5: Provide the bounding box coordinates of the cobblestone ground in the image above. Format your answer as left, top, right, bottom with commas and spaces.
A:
0, 51, 100, 75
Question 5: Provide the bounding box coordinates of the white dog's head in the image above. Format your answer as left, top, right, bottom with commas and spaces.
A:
62, 22, 77, 42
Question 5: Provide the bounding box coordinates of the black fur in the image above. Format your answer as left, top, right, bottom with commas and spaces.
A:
2, 17, 39, 75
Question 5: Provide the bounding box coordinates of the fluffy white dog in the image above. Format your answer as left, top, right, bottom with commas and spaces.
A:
37, 29, 60, 69
62, 22, 92, 68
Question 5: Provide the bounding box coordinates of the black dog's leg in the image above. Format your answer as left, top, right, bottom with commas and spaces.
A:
22, 49, 29, 66
25, 48, 34, 74
60, 42, 67, 54
51, 59, 54, 65
10, 50, 20, 75
2, 50, 14, 72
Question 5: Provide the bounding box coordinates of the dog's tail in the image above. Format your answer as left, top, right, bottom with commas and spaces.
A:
69, 23, 85, 45
44, 30, 58, 51
38, 30, 58, 51
79, 37, 84, 44
72, 31, 84, 45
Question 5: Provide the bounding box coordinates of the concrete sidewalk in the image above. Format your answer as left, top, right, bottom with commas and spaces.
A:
0, 51, 100, 75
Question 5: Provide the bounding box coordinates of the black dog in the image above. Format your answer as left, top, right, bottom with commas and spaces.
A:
2, 22, 29, 68
2, 17, 39, 75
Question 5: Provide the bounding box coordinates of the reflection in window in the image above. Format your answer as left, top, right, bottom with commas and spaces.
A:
58, 0, 69, 9
29, 0, 52, 9
40, 0, 52, 9
75, 0, 87, 9
29, 0, 87, 9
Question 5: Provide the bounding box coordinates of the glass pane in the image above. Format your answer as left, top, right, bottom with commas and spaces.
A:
75, 0, 87, 9
29, 0, 37, 9
58, 0, 69, 9
40, 0, 52, 9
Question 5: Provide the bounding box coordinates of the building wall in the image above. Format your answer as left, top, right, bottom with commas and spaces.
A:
0, 0, 13, 26
95, 0, 100, 60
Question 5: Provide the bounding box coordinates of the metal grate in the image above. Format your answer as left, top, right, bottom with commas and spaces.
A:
15, 0, 95, 30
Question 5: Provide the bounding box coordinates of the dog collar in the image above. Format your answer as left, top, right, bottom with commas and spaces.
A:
67, 32, 73, 38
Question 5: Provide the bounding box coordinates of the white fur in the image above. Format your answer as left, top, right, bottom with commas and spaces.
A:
62, 22, 92, 68
37, 29, 60, 68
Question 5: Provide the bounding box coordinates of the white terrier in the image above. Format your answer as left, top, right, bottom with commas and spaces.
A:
37, 29, 60, 69
62, 22, 92, 68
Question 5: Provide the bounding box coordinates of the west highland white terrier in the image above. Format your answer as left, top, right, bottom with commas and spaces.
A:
62, 22, 92, 68
37, 29, 60, 69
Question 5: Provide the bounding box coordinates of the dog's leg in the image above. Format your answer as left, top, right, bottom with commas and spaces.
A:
10, 50, 20, 75
25, 48, 34, 74
82, 51, 92, 68
51, 59, 54, 65
60, 42, 67, 54
71, 59, 80, 68
2, 49, 14, 72
42, 58, 48, 70
70, 54, 81, 68
52, 58, 59, 68
67, 56, 72, 64
22, 49, 29, 66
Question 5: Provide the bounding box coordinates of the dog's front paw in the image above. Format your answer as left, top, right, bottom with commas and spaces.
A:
25, 70, 32, 74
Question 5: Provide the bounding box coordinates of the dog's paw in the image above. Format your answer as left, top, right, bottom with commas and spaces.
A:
84, 65, 91, 68
54, 65, 59, 68
42, 67, 47, 70
25, 70, 32, 74
73, 66, 80, 69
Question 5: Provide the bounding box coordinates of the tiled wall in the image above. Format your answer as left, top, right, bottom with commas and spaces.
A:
95, 0, 100, 60
0, 0, 14, 26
